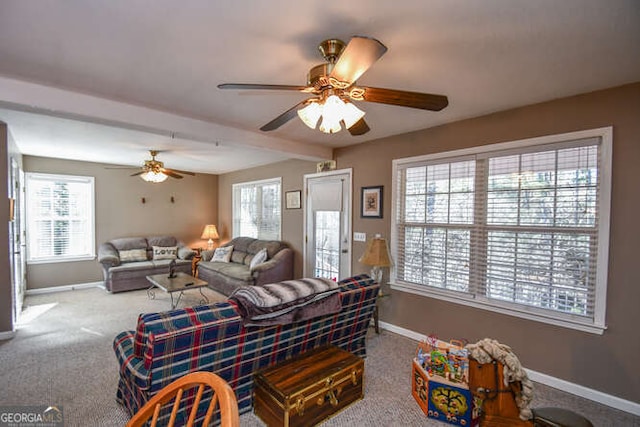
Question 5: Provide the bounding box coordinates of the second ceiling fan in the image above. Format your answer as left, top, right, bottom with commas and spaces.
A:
218, 36, 448, 136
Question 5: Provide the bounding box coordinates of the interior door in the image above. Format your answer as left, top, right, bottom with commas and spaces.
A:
304, 169, 352, 280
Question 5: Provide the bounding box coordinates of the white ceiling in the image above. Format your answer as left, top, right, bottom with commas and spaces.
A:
0, 0, 638, 174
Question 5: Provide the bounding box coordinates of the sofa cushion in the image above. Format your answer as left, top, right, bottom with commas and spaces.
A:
249, 248, 268, 271
247, 239, 285, 259
111, 237, 148, 251
110, 261, 156, 274
119, 249, 148, 262
212, 246, 233, 262
200, 261, 253, 282
152, 246, 177, 260
147, 236, 177, 247
151, 259, 191, 268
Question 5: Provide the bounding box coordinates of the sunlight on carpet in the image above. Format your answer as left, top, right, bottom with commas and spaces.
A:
16, 302, 58, 327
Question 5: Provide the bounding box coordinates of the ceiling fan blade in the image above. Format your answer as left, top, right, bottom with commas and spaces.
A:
218, 83, 310, 92
347, 118, 370, 136
162, 169, 183, 179
130, 171, 144, 177
163, 168, 195, 176
360, 86, 449, 111
260, 100, 308, 131
330, 36, 387, 84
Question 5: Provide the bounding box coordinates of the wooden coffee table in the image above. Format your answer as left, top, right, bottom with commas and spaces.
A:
146, 272, 209, 309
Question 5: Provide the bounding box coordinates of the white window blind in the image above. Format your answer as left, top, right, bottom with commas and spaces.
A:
392, 128, 611, 333
232, 178, 281, 240
26, 173, 95, 263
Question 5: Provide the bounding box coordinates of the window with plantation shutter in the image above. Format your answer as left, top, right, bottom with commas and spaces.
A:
26, 173, 95, 263
232, 177, 281, 240
391, 128, 612, 333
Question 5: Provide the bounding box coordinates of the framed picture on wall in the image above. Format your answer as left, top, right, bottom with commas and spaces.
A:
361, 186, 383, 218
285, 190, 302, 209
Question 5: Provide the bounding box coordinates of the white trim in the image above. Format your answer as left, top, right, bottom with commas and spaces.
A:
392, 127, 613, 167
0, 331, 16, 341
391, 126, 612, 333
302, 168, 353, 279
525, 369, 640, 417
27, 255, 97, 265
231, 177, 282, 240
25, 281, 103, 295
25, 172, 96, 263
377, 320, 640, 416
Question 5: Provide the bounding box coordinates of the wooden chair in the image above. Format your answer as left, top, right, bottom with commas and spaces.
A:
126, 372, 240, 427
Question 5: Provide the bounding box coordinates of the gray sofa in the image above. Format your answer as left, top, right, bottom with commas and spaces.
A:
98, 236, 196, 293
197, 236, 294, 296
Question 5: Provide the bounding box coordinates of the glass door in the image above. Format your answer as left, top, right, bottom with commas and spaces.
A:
304, 169, 352, 280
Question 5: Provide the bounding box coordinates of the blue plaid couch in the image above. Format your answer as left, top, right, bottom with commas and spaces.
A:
113, 274, 379, 423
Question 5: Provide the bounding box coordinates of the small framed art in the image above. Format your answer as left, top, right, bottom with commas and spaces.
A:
361, 186, 383, 218
285, 190, 302, 209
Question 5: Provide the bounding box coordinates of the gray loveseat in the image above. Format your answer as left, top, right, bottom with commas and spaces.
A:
98, 235, 196, 293
197, 236, 294, 296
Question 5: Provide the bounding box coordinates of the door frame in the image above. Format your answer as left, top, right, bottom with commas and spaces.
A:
303, 168, 353, 279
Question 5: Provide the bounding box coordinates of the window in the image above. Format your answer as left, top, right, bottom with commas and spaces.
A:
26, 173, 95, 263
232, 177, 281, 240
391, 128, 612, 334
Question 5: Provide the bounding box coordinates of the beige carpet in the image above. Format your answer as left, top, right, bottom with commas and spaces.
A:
0, 286, 637, 426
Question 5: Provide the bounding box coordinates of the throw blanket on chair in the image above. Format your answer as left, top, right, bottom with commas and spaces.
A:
229, 278, 342, 326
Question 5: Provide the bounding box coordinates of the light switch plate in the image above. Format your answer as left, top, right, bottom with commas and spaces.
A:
353, 232, 366, 242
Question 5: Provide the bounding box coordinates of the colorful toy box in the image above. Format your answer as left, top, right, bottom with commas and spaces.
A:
412, 336, 481, 426
416, 336, 470, 386
426, 377, 481, 426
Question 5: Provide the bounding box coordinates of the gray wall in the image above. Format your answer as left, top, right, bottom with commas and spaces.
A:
217, 83, 640, 403
218, 159, 317, 279
336, 82, 640, 403
24, 156, 218, 289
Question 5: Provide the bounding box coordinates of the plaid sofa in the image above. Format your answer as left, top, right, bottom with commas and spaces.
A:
113, 274, 379, 423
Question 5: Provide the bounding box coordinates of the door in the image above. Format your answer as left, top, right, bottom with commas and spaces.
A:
9, 158, 25, 323
304, 169, 352, 280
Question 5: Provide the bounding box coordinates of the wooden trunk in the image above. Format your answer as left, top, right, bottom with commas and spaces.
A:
468, 359, 532, 427
254, 345, 365, 427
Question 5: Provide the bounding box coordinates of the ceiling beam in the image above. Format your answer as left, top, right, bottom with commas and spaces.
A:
0, 75, 332, 161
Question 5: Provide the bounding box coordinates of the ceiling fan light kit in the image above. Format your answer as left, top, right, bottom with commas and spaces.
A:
124, 150, 196, 183
218, 36, 449, 136
140, 170, 169, 183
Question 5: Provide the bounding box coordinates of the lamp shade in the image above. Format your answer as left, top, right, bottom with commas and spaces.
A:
201, 224, 219, 240
358, 235, 392, 267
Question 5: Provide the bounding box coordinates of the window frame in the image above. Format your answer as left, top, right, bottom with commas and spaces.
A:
232, 177, 282, 240
25, 172, 96, 264
391, 127, 612, 334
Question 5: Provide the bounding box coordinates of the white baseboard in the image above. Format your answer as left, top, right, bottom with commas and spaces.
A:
378, 320, 640, 416
0, 330, 16, 341
25, 281, 104, 295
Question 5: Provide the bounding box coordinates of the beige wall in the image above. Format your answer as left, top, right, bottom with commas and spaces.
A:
0, 124, 12, 332
336, 82, 640, 403
218, 159, 317, 278
24, 156, 218, 289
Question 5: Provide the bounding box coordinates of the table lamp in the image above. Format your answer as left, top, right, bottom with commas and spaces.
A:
201, 224, 219, 250
358, 234, 392, 286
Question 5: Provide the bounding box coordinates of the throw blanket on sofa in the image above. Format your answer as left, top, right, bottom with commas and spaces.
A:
229, 278, 341, 326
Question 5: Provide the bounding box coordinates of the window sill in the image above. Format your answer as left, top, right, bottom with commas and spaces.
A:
389, 281, 607, 335
27, 255, 96, 265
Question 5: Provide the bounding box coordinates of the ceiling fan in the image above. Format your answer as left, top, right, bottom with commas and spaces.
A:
113, 150, 196, 183
218, 36, 449, 136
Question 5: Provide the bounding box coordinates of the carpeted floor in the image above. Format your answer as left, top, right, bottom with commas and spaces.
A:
0, 286, 637, 426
